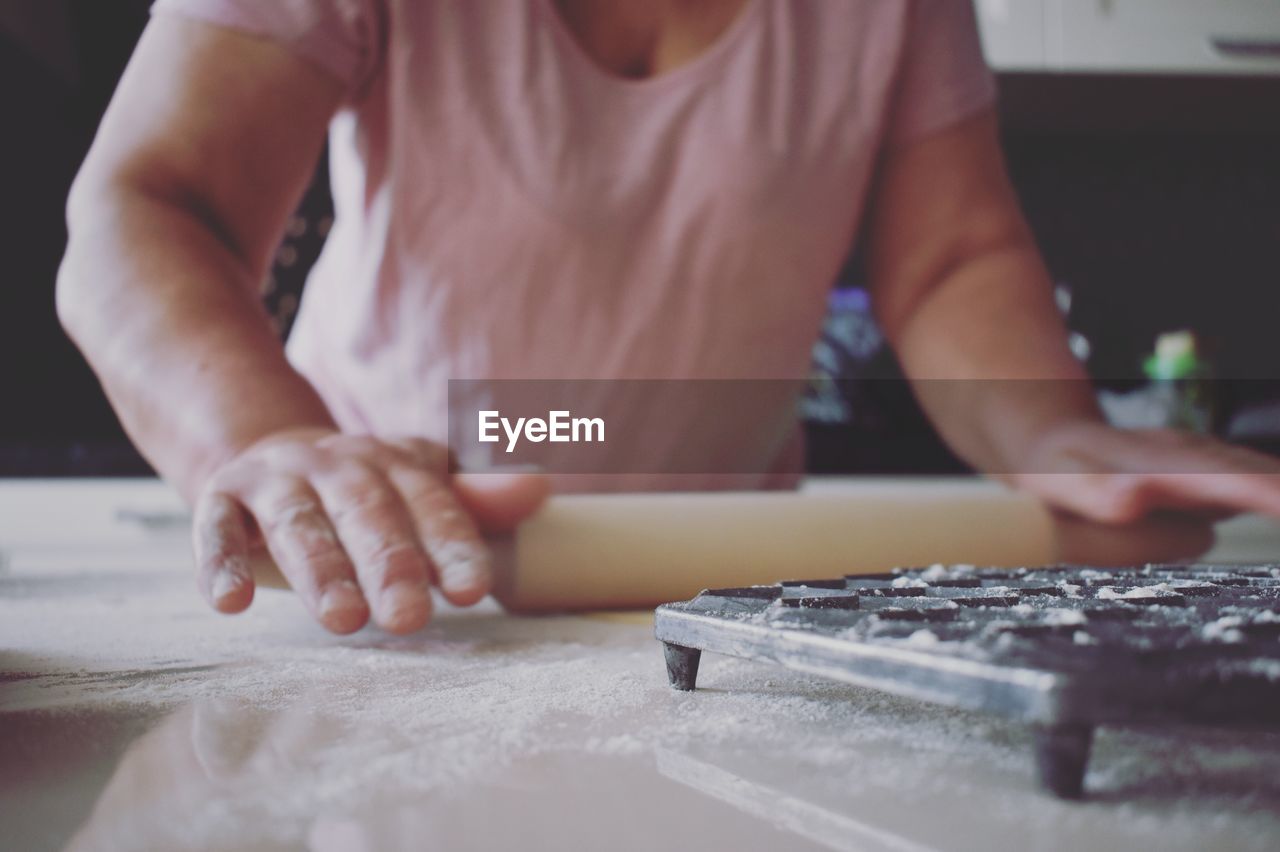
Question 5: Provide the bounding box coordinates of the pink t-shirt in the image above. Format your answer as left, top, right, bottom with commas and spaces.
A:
151, 0, 995, 489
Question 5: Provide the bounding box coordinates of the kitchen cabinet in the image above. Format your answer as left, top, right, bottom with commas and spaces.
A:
974, 0, 1048, 71
975, 0, 1280, 75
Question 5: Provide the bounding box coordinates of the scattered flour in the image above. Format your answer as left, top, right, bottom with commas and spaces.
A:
891, 577, 929, 589
1202, 616, 1247, 644
1057, 582, 1083, 599
902, 629, 941, 648
917, 563, 977, 583
1043, 609, 1088, 627
5, 556, 1280, 851
1097, 584, 1177, 601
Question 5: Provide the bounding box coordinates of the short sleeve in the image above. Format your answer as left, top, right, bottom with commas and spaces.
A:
886, 0, 996, 146
150, 0, 387, 98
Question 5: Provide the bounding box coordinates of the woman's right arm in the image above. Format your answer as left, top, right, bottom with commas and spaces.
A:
58, 16, 341, 496
58, 16, 548, 634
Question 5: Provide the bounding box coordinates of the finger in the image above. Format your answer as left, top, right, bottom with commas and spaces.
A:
244, 477, 369, 634
1141, 471, 1280, 520
311, 464, 434, 634
453, 472, 551, 533
1053, 510, 1215, 565
1107, 434, 1280, 517
387, 465, 491, 606
1025, 469, 1266, 528
192, 490, 255, 613
383, 436, 455, 477
1014, 472, 1151, 525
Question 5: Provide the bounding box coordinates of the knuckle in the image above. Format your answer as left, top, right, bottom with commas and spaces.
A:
400, 437, 439, 459
266, 443, 326, 475
250, 485, 355, 572
193, 489, 231, 524
344, 435, 386, 458
201, 552, 245, 578
313, 432, 352, 451
319, 434, 391, 467
422, 503, 474, 539
204, 460, 255, 495
363, 542, 429, 588
327, 450, 376, 478
365, 535, 420, 565
193, 495, 244, 549
390, 438, 451, 474
323, 457, 381, 489
290, 535, 349, 569
257, 501, 344, 564
263, 495, 326, 531
395, 470, 453, 510
327, 483, 400, 528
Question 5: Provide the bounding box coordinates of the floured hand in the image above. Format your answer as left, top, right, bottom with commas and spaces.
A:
191, 429, 548, 634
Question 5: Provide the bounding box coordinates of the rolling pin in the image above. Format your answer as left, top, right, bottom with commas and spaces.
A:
249, 482, 1210, 612
488, 484, 1055, 612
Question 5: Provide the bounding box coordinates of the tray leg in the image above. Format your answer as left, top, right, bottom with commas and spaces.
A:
1034, 724, 1093, 799
663, 642, 702, 691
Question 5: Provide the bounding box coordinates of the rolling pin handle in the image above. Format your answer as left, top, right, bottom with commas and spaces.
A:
1033, 723, 1094, 800
663, 643, 702, 691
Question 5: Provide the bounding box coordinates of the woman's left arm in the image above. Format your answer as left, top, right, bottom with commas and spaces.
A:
865, 109, 1280, 525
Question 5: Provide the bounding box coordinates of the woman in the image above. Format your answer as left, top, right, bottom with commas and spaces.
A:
58, 0, 1280, 635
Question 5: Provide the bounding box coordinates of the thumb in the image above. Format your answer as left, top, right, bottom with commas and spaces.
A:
452, 472, 551, 533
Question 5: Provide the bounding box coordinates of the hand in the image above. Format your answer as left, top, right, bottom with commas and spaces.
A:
191, 428, 549, 634
1008, 419, 1280, 527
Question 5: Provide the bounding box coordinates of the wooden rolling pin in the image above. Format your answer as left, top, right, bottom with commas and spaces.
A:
488, 484, 1055, 612
250, 482, 1211, 612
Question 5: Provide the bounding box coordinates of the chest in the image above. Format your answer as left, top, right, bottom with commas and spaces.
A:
548, 0, 752, 80
377, 1, 907, 233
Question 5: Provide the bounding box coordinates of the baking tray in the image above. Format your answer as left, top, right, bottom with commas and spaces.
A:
654, 563, 1280, 798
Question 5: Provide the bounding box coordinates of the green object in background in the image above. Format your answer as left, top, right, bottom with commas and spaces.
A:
1143, 330, 1204, 382
1142, 330, 1215, 433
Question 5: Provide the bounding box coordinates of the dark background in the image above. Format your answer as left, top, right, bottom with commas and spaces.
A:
2, 2, 1278, 476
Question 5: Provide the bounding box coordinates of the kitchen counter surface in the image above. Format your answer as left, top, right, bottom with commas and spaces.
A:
3, 478, 1280, 852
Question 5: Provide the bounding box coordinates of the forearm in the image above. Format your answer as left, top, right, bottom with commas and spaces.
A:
887, 238, 1102, 475
58, 186, 335, 500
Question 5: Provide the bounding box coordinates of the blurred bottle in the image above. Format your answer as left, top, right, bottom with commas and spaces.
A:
1099, 330, 1216, 433
1142, 330, 1216, 433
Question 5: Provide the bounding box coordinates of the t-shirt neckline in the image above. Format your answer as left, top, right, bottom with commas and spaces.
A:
531, 0, 762, 94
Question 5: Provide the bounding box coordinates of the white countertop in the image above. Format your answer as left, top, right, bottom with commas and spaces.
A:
3, 478, 1280, 852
